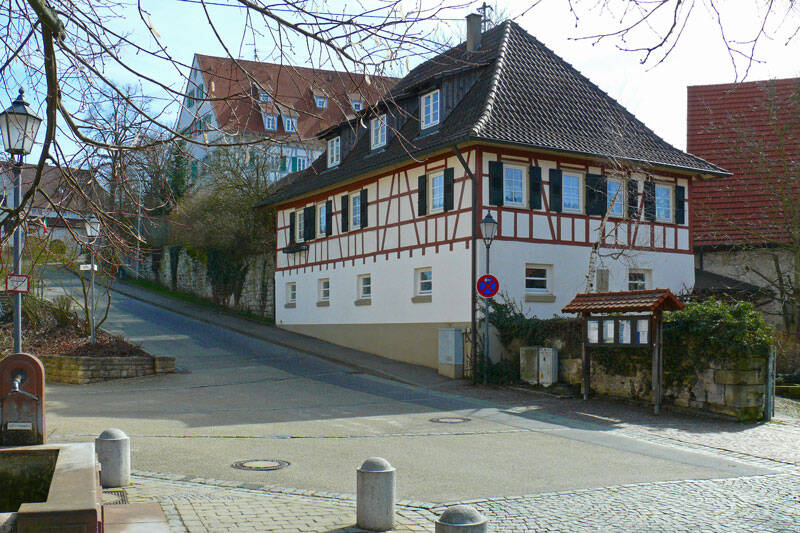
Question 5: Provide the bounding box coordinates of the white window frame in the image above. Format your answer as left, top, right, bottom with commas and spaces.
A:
327, 136, 341, 167
351, 193, 361, 228
655, 183, 673, 223
315, 95, 328, 109
562, 171, 583, 214
296, 210, 304, 242
370, 115, 387, 149
284, 116, 298, 133
628, 269, 651, 291
415, 267, 432, 296
430, 171, 445, 213
503, 164, 526, 208
317, 202, 327, 237
525, 264, 552, 295
296, 157, 308, 171
258, 89, 271, 103
358, 274, 372, 300
318, 278, 330, 302
264, 113, 277, 131
351, 100, 363, 111
607, 178, 624, 218
421, 89, 440, 129
286, 282, 297, 304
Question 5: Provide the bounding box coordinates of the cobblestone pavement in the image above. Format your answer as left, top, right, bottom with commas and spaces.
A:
116, 468, 799, 532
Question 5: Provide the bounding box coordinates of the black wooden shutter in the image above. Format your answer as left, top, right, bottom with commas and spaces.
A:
289, 212, 296, 243
360, 189, 368, 228
418, 175, 427, 216
341, 195, 349, 232
549, 168, 562, 212
443, 168, 455, 211
325, 200, 333, 236
488, 161, 503, 206
303, 205, 315, 240
627, 180, 639, 219
675, 185, 685, 225
529, 166, 542, 209
643, 181, 656, 222
585, 173, 606, 216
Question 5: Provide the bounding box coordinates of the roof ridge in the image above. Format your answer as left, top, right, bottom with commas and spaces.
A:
470, 20, 513, 137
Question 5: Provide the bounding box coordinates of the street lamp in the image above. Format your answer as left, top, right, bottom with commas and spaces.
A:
85, 221, 100, 344
0, 88, 43, 354
480, 212, 497, 385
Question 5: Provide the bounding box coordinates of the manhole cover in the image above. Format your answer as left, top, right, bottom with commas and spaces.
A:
231, 459, 290, 471
429, 416, 471, 424
102, 489, 128, 505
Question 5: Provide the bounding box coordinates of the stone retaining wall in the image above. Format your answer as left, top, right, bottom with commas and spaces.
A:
137, 247, 274, 320
40, 355, 175, 384
557, 355, 767, 420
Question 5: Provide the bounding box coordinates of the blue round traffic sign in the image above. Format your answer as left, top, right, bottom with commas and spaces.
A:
477, 274, 499, 298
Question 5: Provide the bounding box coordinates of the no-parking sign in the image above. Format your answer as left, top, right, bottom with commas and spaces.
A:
477, 275, 499, 298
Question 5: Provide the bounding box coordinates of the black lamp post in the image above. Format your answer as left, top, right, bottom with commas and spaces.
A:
480, 212, 497, 385
0, 88, 43, 353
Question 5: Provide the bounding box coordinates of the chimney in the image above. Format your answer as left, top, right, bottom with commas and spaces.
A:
466, 13, 482, 52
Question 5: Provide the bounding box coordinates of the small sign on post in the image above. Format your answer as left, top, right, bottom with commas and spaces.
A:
477, 274, 499, 299
5, 274, 29, 293
79, 264, 98, 271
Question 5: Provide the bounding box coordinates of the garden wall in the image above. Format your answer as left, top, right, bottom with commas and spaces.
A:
40, 355, 175, 384
138, 247, 275, 320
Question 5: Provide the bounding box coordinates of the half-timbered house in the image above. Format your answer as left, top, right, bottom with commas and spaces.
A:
258, 17, 727, 369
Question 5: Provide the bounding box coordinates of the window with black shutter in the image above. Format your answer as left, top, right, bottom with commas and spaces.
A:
627, 180, 639, 219
325, 200, 333, 236
443, 168, 454, 211
418, 175, 427, 216
341, 195, 349, 232
585, 174, 607, 216
643, 181, 656, 222
360, 189, 368, 228
675, 185, 685, 225
289, 212, 296, 243
303, 205, 315, 241
488, 161, 503, 206
549, 168, 562, 212
529, 166, 542, 209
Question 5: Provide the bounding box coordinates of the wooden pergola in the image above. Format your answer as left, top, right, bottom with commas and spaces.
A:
562, 289, 685, 414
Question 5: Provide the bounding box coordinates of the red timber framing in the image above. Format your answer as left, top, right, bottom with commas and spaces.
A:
276, 144, 696, 275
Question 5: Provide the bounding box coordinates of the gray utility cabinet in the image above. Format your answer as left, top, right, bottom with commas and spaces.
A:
520, 346, 559, 387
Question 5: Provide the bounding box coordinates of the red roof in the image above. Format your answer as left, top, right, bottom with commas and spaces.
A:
561, 289, 685, 314
194, 54, 398, 141
687, 78, 800, 247
0, 162, 104, 214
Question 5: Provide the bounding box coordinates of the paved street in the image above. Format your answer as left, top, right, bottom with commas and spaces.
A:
40, 274, 800, 530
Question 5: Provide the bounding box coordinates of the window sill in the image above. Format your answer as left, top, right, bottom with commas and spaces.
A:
316, 300, 330, 307
284, 302, 296, 309
354, 298, 372, 306
525, 293, 556, 303
411, 295, 432, 303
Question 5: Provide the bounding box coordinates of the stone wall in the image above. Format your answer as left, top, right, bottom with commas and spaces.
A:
557, 355, 767, 420
138, 247, 275, 320
40, 355, 175, 384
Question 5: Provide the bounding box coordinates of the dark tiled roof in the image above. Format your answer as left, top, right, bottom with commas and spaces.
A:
562, 289, 684, 314
261, 21, 726, 207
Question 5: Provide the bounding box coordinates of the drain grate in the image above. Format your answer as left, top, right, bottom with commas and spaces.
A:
231, 459, 290, 471
429, 416, 471, 424
103, 489, 128, 505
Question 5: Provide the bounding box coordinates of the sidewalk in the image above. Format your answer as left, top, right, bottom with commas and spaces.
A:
112, 280, 453, 390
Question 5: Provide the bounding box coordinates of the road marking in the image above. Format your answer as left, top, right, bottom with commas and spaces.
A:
127, 334, 191, 342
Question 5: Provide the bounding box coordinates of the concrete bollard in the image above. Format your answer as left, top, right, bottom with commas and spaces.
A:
356, 457, 395, 531
435, 505, 488, 533
95, 428, 130, 487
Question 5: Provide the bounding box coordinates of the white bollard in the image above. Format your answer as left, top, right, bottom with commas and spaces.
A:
356, 457, 395, 531
435, 505, 488, 533
95, 428, 130, 487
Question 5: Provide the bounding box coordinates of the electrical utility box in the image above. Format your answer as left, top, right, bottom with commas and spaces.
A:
519, 347, 539, 385
438, 328, 464, 379
538, 347, 559, 387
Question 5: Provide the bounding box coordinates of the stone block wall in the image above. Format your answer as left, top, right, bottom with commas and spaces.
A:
40, 355, 175, 384
138, 247, 275, 320
557, 355, 767, 420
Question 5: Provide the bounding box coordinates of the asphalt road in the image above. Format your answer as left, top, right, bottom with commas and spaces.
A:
42, 276, 775, 503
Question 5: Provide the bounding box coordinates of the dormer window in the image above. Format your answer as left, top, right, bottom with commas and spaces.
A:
327, 136, 341, 168
284, 116, 298, 133
264, 113, 277, 131
258, 89, 271, 103
351, 100, 363, 111
370, 115, 387, 149
315, 96, 328, 109
421, 89, 439, 129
